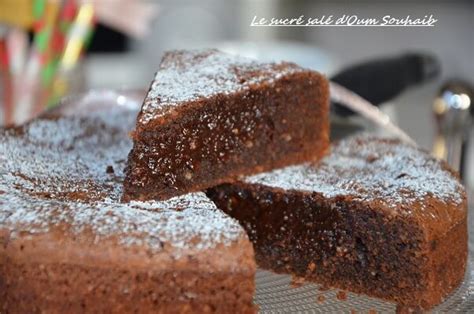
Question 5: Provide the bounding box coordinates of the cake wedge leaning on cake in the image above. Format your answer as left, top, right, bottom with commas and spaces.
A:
123, 49, 330, 201
0, 107, 255, 313
208, 134, 468, 311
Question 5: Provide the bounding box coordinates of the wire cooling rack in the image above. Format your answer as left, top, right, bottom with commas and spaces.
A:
254, 203, 474, 313
254, 263, 473, 313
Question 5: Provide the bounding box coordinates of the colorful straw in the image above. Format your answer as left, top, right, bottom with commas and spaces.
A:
1, 0, 157, 124
0, 34, 13, 126
49, 1, 95, 108
13, 0, 48, 124
6, 28, 28, 84
60, 3, 94, 72
6, 28, 28, 125
42, 0, 76, 88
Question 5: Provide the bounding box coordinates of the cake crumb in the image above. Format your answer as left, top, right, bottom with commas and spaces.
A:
290, 276, 305, 288
366, 153, 379, 163
307, 262, 316, 273
184, 171, 193, 180
281, 133, 292, 142
336, 290, 347, 301
105, 165, 114, 174
316, 295, 325, 304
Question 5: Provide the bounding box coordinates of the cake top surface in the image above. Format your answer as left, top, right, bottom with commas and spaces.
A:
245, 134, 466, 214
138, 49, 304, 125
0, 108, 244, 256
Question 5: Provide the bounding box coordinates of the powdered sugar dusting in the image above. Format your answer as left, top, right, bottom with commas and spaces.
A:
139, 49, 302, 125
245, 134, 464, 209
0, 109, 244, 254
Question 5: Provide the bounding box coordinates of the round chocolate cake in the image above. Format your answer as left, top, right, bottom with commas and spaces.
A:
0, 104, 255, 313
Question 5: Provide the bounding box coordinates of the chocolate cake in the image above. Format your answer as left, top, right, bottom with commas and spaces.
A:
0, 107, 255, 313
123, 49, 329, 201
208, 134, 468, 311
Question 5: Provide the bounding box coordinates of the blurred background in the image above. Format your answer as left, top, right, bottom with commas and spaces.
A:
0, 0, 473, 187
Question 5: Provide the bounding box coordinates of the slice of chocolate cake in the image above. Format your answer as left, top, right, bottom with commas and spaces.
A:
208, 134, 468, 311
123, 49, 329, 201
0, 106, 255, 313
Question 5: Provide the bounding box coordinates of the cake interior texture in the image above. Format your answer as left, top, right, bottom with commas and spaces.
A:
0, 107, 255, 313
208, 134, 468, 311
123, 49, 330, 201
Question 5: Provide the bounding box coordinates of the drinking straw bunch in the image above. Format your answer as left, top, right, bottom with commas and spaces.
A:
0, 0, 95, 126
0, 0, 158, 126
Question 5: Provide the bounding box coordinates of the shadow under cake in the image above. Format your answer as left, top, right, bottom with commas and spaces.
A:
0, 108, 255, 313
208, 134, 468, 311
123, 49, 329, 202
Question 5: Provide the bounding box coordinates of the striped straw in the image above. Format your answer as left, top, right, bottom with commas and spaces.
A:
0, 34, 13, 126
39, 0, 77, 111
49, 2, 95, 108
14, 0, 48, 124
60, 3, 94, 72
4, 29, 28, 126
41, 0, 77, 88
